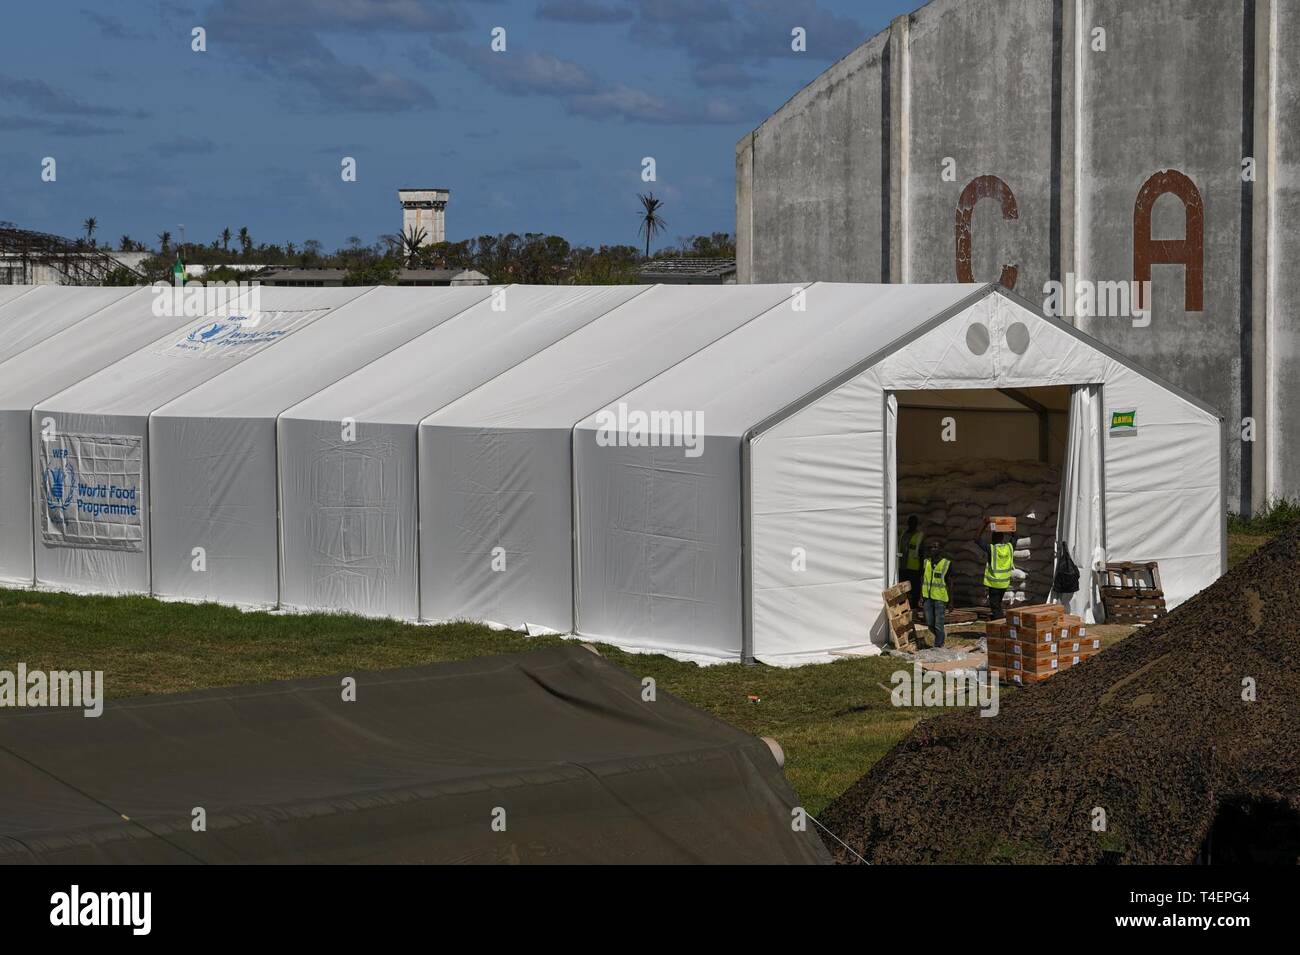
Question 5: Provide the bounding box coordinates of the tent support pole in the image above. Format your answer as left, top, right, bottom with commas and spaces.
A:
740, 430, 755, 665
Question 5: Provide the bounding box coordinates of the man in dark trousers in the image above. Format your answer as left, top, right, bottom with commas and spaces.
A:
976, 518, 1015, 620
921, 539, 952, 648
898, 515, 924, 609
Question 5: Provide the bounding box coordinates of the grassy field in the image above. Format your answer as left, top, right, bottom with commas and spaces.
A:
0, 526, 1278, 815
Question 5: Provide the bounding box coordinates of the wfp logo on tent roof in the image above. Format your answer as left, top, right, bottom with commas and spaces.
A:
187, 321, 230, 344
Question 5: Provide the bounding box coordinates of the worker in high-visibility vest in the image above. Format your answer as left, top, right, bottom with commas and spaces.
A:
921, 540, 952, 648
897, 515, 925, 609
978, 519, 1016, 620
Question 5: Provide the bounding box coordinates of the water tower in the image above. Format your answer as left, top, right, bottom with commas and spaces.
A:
397, 188, 449, 245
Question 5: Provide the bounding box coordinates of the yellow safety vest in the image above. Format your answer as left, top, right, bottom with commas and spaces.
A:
984, 542, 1014, 588
899, 530, 924, 571
922, 557, 950, 602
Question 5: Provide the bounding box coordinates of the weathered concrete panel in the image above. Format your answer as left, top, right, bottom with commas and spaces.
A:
749, 33, 887, 283
905, 0, 1056, 298
743, 0, 1298, 509
1270, 0, 1300, 502
1075, 0, 1245, 505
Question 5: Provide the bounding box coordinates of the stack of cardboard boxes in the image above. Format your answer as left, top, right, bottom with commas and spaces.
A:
986, 603, 1101, 685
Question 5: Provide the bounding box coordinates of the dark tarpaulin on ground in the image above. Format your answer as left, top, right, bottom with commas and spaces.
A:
0, 646, 828, 864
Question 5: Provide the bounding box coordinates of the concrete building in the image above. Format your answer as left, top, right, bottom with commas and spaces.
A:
0, 250, 148, 285
736, 0, 1297, 513
398, 188, 449, 246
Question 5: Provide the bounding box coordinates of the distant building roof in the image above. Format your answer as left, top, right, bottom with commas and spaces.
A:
638, 257, 737, 285
256, 267, 488, 288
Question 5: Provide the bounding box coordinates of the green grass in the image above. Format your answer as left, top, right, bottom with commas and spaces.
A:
0, 522, 1277, 816
1227, 497, 1300, 536
1226, 500, 1296, 567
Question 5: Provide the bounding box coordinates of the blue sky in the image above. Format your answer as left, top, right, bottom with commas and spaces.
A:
0, 0, 910, 253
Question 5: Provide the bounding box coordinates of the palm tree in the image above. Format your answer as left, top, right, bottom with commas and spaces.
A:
636, 193, 666, 258
119, 235, 133, 252
157, 231, 172, 253
398, 225, 428, 268
238, 227, 251, 255
220, 227, 232, 252
83, 217, 98, 246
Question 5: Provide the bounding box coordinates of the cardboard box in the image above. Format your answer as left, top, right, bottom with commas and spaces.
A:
1007, 640, 1059, 662
1059, 636, 1101, 655
1006, 603, 1066, 631
1005, 669, 1051, 685
985, 515, 1017, 532
1007, 625, 1060, 646
1007, 655, 1060, 674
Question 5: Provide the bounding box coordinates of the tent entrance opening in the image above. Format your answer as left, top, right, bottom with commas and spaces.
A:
894, 386, 1071, 609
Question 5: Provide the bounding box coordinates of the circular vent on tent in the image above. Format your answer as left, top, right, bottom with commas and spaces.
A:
965, 322, 990, 355
1005, 321, 1031, 355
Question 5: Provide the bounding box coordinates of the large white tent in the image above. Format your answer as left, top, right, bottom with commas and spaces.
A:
148, 286, 495, 608
0, 287, 181, 585
0, 281, 1224, 667
418, 283, 804, 633
276, 284, 648, 620
31, 286, 365, 595
572, 283, 1224, 665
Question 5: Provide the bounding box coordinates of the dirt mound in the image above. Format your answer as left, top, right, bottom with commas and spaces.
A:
819, 525, 1300, 863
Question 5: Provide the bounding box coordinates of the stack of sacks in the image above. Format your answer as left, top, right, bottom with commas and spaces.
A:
896, 458, 1060, 606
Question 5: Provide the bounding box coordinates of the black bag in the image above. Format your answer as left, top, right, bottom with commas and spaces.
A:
1054, 542, 1081, 594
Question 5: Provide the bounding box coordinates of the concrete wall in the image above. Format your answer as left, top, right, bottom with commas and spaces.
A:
739, 0, 1293, 512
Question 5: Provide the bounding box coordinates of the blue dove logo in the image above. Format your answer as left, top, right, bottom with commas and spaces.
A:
44, 462, 76, 520
187, 321, 228, 344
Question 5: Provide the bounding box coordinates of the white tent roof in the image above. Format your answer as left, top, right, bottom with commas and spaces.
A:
152, 286, 493, 421
0, 288, 180, 412
0, 286, 139, 364
282, 284, 649, 426
423, 284, 805, 430
573, 283, 982, 437
38, 286, 366, 418
0, 286, 34, 310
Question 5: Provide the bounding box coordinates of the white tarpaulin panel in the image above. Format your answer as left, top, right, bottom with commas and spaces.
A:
277, 284, 647, 620
0, 288, 181, 585
0, 287, 35, 311
32, 286, 365, 595
418, 283, 799, 634
148, 287, 493, 609
0, 286, 138, 363
1052, 384, 1105, 621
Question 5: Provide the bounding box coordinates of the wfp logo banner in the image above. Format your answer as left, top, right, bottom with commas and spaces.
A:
160, 309, 306, 358
40, 433, 144, 552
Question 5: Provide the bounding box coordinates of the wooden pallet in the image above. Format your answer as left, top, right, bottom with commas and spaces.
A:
882, 581, 917, 651
1101, 561, 1167, 625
